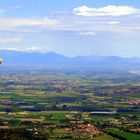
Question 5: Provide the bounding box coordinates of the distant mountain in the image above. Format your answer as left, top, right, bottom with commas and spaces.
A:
0, 50, 68, 66
1, 50, 140, 70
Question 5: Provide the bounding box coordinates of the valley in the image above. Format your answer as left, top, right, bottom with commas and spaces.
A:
0, 68, 139, 139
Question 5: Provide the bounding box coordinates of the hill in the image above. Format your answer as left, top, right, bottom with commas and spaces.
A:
0, 50, 140, 71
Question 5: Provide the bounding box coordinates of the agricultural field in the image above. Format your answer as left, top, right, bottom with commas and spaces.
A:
0, 68, 140, 139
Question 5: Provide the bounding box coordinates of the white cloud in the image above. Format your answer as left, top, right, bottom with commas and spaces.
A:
0, 6, 139, 35
2, 46, 42, 52
107, 21, 120, 25
0, 17, 57, 32
3, 48, 19, 51
25, 47, 42, 52
0, 6, 20, 14
79, 31, 96, 36
0, 37, 22, 43
73, 5, 140, 16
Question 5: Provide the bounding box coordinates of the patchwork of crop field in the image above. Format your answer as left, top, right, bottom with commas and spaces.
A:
0, 68, 140, 139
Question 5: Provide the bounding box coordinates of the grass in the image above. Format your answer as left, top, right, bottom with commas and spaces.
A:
106, 129, 140, 140
92, 134, 119, 140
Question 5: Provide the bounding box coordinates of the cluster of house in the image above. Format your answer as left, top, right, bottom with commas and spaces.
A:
126, 100, 140, 105
71, 123, 103, 138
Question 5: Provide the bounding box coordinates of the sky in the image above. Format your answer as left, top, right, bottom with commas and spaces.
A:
0, 0, 140, 57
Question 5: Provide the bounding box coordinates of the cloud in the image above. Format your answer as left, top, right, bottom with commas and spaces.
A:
0, 5, 139, 35
0, 17, 58, 32
73, 5, 140, 16
3, 48, 19, 51
107, 21, 120, 25
0, 6, 18, 14
79, 31, 96, 36
25, 47, 42, 52
2, 46, 42, 52
0, 37, 22, 43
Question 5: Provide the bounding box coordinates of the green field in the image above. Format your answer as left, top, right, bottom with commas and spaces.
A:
0, 69, 140, 139
107, 129, 140, 140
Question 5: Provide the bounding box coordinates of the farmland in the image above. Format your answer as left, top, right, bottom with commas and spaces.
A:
0, 68, 140, 139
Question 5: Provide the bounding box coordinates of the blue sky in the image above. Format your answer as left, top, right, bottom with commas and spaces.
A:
0, 0, 140, 57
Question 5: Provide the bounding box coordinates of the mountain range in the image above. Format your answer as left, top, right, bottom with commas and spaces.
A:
0, 50, 140, 71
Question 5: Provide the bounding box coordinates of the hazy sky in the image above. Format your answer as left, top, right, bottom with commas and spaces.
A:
0, 0, 140, 57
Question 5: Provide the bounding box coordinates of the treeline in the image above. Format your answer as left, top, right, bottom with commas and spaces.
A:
0, 128, 49, 140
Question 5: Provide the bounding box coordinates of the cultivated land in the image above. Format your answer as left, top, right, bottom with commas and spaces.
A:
0, 68, 140, 139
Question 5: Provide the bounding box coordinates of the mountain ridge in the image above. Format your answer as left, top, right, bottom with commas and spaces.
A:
0, 50, 140, 70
